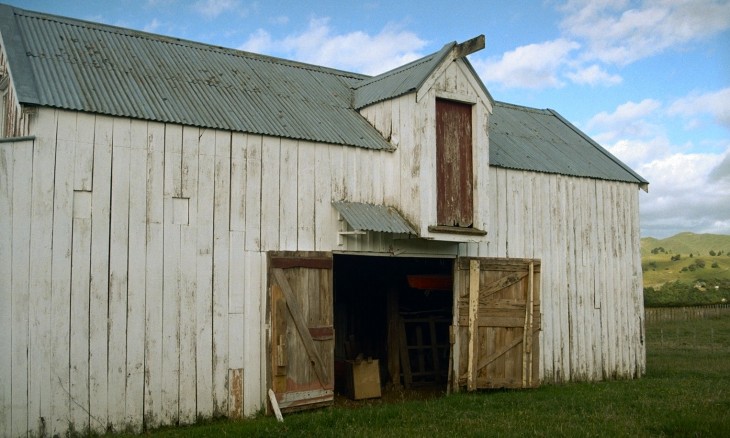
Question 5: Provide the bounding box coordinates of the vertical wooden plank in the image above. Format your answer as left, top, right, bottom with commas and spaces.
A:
279, 138, 298, 250
399, 95, 418, 227
88, 115, 113, 433
124, 119, 148, 431
313, 143, 333, 251
178, 126, 199, 425
74, 113, 95, 191
329, 144, 344, 246
144, 121, 165, 428
574, 179, 588, 380
50, 111, 76, 434
260, 136, 280, 251
466, 259, 480, 391
70, 192, 91, 433
244, 135, 262, 251
557, 176, 571, 381
384, 99, 401, 208
543, 172, 556, 382
242, 251, 263, 416
161, 124, 182, 425
196, 128, 215, 419
631, 186, 646, 376
11, 139, 33, 436
507, 172, 523, 257
619, 183, 633, 376
227, 234, 245, 397
495, 169, 508, 257
108, 117, 131, 430
68, 112, 94, 433
0, 141, 13, 438
298, 142, 315, 251
27, 110, 57, 435
594, 181, 608, 379
230, 133, 247, 233
212, 130, 231, 416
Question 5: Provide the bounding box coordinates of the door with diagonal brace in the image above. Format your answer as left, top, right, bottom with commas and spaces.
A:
269, 252, 334, 412
453, 257, 541, 390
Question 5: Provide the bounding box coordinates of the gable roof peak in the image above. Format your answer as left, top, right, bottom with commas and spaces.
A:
353, 36, 487, 109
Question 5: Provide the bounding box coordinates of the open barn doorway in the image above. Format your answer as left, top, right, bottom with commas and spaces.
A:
332, 254, 455, 401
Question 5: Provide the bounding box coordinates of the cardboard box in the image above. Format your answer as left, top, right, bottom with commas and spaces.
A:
345, 359, 381, 400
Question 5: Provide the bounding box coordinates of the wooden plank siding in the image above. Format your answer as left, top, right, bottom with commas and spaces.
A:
0, 104, 433, 434
484, 167, 645, 383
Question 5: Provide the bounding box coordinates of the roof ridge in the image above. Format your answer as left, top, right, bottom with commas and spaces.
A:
494, 100, 550, 114
352, 45, 451, 90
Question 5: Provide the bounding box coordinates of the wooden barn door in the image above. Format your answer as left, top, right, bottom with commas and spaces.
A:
454, 258, 541, 390
269, 252, 334, 412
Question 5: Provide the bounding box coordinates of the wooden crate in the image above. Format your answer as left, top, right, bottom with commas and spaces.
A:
344, 359, 381, 400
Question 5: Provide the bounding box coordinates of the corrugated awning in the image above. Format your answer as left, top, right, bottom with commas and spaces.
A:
332, 201, 417, 235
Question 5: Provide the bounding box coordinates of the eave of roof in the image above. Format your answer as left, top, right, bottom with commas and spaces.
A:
489, 101, 648, 187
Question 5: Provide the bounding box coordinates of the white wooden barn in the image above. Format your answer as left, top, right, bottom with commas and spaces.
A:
0, 4, 649, 436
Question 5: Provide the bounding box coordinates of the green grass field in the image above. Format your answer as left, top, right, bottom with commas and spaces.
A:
642, 253, 730, 289
119, 316, 730, 437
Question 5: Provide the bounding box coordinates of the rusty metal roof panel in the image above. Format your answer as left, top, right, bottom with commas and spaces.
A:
490, 102, 648, 185
332, 201, 417, 235
1, 5, 393, 150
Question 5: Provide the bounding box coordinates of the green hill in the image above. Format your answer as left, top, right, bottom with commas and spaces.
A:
641, 232, 730, 258
640, 232, 730, 306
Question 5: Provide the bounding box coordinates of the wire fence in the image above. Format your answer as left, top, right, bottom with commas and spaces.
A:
644, 304, 730, 323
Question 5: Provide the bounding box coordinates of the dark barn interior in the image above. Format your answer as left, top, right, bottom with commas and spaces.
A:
333, 254, 455, 397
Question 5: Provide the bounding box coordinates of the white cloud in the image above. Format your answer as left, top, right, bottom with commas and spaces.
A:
587, 98, 662, 143
239, 17, 427, 75
565, 64, 622, 86
606, 135, 674, 169
475, 39, 580, 89
667, 87, 730, 129
637, 148, 730, 237
194, 0, 240, 20
240, 28, 273, 54
560, 0, 730, 65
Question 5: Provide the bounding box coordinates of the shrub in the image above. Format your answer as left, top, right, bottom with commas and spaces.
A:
712, 262, 719, 268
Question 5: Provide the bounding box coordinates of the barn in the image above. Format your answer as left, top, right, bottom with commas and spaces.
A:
0, 4, 648, 436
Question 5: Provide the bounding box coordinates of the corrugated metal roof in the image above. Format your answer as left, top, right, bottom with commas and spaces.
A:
490, 102, 648, 185
332, 201, 417, 235
0, 5, 393, 150
353, 43, 453, 109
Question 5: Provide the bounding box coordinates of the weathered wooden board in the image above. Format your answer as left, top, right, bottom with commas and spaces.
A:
212, 130, 231, 416
161, 124, 182, 425
0, 140, 14, 437
144, 121, 165, 429
89, 115, 113, 432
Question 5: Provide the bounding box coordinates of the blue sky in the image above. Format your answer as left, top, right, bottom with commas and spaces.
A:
8, 0, 730, 238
